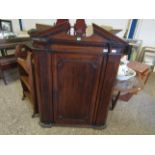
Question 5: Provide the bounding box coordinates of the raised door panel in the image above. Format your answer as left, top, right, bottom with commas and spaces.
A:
52, 53, 103, 125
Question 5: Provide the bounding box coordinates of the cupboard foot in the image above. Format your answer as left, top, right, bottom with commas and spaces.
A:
92, 124, 107, 130
22, 93, 26, 100
32, 112, 39, 118
39, 122, 53, 128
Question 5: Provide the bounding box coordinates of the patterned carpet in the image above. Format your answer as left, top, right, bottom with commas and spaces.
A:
0, 69, 155, 135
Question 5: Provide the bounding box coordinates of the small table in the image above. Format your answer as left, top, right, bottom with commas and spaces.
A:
111, 77, 144, 110
127, 61, 152, 84
110, 61, 152, 110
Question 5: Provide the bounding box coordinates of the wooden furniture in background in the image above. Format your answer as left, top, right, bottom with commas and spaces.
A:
127, 61, 152, 84
0, 37, 30, 84
28, 22, 128, 128
15, 44, 38, 117
111, 61, 152, 110
0, 37, 30, 56
74, 19, 87, 37
0, 54, 17, 84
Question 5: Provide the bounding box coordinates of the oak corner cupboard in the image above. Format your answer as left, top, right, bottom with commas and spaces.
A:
29, 22, 128, 129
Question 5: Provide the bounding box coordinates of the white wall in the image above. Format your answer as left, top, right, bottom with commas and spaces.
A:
9, 19, 20, 33
11, 19, 128, 37
135, 19, 155, 47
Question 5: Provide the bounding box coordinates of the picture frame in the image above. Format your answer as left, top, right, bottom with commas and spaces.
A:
0, 20, 13, 32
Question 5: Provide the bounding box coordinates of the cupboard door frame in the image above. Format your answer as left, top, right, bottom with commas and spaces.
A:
52, 53, 104, 125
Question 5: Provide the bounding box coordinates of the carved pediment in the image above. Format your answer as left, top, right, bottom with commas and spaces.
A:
29, 22, 128, 54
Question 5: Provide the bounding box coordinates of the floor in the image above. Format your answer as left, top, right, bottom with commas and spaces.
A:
0, 69, 155, 135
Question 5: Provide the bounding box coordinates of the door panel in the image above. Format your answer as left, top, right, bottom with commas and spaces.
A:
52, 53, 103, 124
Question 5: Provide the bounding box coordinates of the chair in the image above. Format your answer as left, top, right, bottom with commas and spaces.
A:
74, 19, 87, 37
0, 54, 17, 85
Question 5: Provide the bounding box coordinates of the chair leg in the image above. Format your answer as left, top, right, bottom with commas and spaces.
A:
1, 70, 7, 85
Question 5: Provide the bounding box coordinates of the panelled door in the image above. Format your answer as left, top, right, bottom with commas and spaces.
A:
52, 53, 104, 125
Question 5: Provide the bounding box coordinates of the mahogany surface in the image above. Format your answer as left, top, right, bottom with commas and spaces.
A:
27, 22, 128, 128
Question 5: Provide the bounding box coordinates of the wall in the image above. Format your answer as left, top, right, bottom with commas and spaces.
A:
10, 19, 20, 33
135, 19, 155, 47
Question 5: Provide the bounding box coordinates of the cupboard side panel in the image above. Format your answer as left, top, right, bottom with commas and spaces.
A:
34, 52, 53, 125
95, 54, 121, 125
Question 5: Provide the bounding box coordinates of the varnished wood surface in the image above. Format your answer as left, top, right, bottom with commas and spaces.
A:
52, 53, 103, 124
27, 23, 129, 128
95, 54, 121, 125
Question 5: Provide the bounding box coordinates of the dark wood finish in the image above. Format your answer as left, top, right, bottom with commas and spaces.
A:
95, 54, 122, 125
52, 53, 103, 124
27, 23, 128, 128
33, 52, 53, 124
16, 44, 38, 117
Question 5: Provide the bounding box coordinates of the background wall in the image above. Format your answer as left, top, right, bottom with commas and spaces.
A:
135, 19, 155, 46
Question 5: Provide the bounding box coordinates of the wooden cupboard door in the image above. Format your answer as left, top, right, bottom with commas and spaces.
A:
52, 53, 103, 125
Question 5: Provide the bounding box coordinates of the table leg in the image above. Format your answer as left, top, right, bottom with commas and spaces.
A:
1, 49, 6, 57
4, 49, 7, 55
0, 70, 7, 85
110, 91, 120, 110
